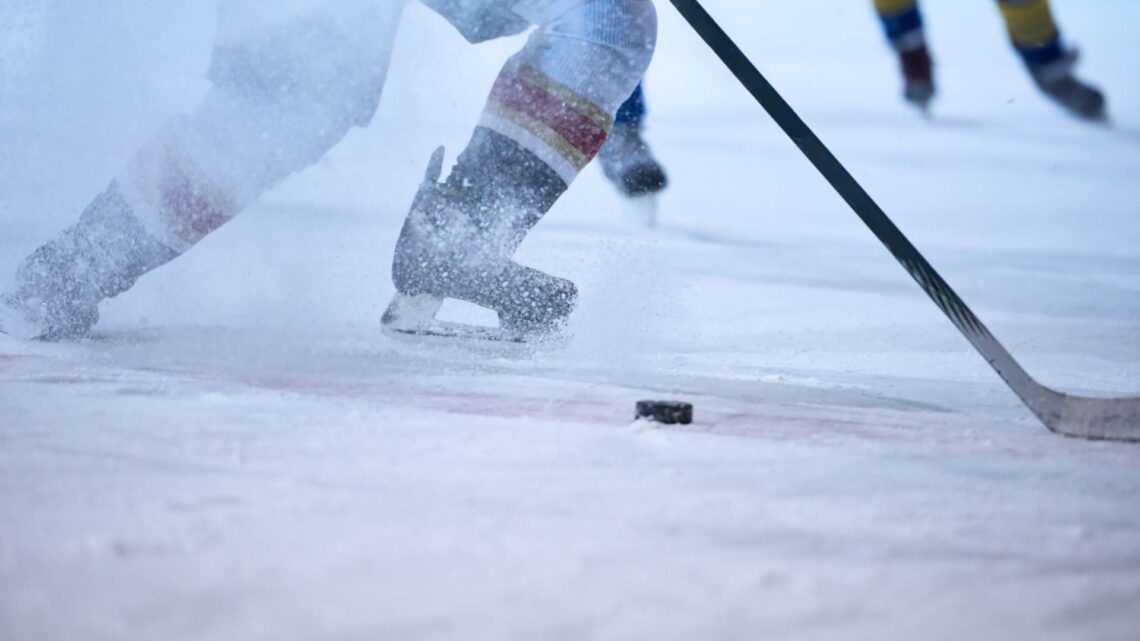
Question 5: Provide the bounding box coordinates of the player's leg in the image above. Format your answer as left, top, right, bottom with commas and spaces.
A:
996, 0, 1106, 120
389, 0, 657, 336
597, 83, 669, 198
872, 0, 935, 110
1, 1, 404, 340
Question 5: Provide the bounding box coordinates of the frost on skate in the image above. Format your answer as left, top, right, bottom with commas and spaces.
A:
384, 137, 578, 343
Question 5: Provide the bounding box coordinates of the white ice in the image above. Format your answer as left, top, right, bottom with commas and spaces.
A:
2, 1, 1139, 640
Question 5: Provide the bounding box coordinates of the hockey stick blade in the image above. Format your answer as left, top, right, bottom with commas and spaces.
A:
667, 0, 1140, 442
913, 261, 1140, 442
1038, 392, 1140, 443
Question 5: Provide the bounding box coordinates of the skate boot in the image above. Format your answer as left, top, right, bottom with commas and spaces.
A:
898, 44, 935, 111
384, 128, 577, 342
597, 120, 668, 199
0, 182, 177, 340
1027, 49, 1106, 121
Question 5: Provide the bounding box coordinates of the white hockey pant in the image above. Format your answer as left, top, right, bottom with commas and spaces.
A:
115, 0, 656, 254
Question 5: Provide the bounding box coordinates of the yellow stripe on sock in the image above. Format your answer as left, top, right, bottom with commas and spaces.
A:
515, 65, 613, 133
998, 0, 1058, 47
483, 102, 590, 172
874, 0, 919, 17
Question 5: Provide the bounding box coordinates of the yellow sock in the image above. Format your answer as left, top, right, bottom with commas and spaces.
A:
874, 0, 919, 17
998, 0, 1059, 48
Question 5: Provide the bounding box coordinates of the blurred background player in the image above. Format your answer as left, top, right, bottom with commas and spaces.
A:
595, 1, 1104, 214
873, 0, 1107, 120
0, 0, 658, 342
596, 82, 668, 199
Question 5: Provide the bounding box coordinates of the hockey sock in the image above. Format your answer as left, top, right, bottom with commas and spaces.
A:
615, 84, 648, 127
997, 0, 1064, 68
873, 0, 926, 52
478, 60, 615, 188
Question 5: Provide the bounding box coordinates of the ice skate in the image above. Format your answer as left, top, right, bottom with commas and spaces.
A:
384, 131, 578, 344
597, 120, 668, 203
1028, 49, 1107, 122
0, 182, 177, 340
898, 44, 935, 112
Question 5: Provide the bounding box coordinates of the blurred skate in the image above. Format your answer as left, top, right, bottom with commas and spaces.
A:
1028, 49, 1107, 122
598, 121, 668, 204
621, 193, 660, 228
899, 44, 935, 113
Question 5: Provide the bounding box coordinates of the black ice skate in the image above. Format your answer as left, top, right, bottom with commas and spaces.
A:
384, 129, 577, 344
1028, 49, 1107, 122
898, 44, 935, 112
0, 182, 177, 340
597, 121, 668, 201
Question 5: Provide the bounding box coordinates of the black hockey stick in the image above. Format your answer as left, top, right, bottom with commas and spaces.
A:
666, 0, 1139, 442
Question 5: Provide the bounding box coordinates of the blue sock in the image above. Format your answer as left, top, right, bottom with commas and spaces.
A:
615, 83, 647, 126
1016, 36, 1064, 68
878, 6, 925, 50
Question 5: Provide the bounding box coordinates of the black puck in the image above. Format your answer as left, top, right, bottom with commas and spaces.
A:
635, 400, 693, 425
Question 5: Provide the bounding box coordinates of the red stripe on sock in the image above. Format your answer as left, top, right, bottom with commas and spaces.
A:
159, 156, 230, 241
489, 73, 609, 159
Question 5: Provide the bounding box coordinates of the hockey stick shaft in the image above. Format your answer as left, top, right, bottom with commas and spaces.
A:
665, 0, 1139, 441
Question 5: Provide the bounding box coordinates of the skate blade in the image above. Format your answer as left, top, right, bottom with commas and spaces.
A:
381, 293, 443, 333
383, 320, 529, 344
623, 194, 659, 228
381, 293, 567, 347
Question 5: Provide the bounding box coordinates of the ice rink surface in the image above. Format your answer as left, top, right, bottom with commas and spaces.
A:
2, 1, 1139, 639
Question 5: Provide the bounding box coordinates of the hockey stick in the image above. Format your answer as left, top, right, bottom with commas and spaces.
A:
665, 0, 1139, 442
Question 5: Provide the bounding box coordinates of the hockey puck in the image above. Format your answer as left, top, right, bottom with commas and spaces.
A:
635, 400, 693, 425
